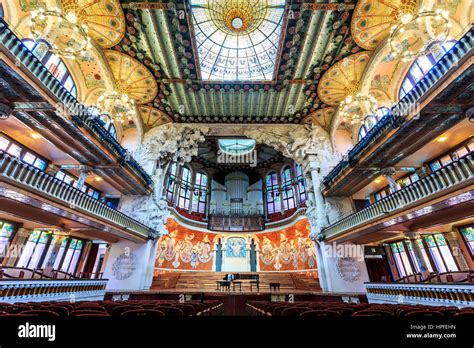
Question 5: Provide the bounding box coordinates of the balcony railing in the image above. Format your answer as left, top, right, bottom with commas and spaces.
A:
0, 18, 152, 188
208, 213, 265, 232
323, 27, 474, 188
0, 152, 153, 239
0, 278, 108, 303
365, 282, 474, 308
322, 154, 474, 239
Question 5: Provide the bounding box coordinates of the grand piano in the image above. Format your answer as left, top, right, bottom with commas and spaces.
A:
219, 273, 260, 292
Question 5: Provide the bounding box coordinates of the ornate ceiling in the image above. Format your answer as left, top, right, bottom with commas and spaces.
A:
4, 0, 472, 134
124, 0, 358, 123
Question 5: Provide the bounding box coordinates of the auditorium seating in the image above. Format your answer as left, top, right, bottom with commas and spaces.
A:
0, 299, 223, 317
246, 301, 474, 317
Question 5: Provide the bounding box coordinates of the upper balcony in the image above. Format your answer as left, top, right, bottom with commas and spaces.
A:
322, 28, 474, 197
322, 154, 473, 243
0, 19, 152, 195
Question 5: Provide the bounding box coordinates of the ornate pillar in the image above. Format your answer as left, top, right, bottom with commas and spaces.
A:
76, 168, 90, 190
1, 227, 31, 267
43, 233, 68, 270
303, 154, 326, 231
381, 167, 400, 193
444, 231, 469, 270
313, 240, 329, 292
404, 232, 430, 275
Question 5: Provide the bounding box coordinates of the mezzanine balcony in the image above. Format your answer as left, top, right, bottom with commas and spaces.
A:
322, 154, 474, 240
0, 152, 153, 241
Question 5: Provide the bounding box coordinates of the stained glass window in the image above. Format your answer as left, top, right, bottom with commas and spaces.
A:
16, 230, 53, 269
190, 0, 285, 81
192, 172, 208, 214
423, 234, 459, 272
459, 225, 474, 256
266, 171, 281, 214
400, 41, 456, 99
295, 164, 306, 204
166, 163, 177, 203
0, 220, 17, 259
282, 165, 295, 210
178, 166, 192, 209
389, 241, 414, 278
22, 39, 77, 97
61, 238, 84, 275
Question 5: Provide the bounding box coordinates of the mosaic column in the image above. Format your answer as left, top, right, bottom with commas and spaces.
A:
444, 231, 469, 271
404, 232, 430, 274
2, 227, 32, 266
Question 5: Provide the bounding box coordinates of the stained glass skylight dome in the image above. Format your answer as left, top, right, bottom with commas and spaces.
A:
218, 139, 256, 155
191, 0, 285, 81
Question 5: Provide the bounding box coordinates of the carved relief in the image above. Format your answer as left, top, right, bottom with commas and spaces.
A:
135, 123, 210, 166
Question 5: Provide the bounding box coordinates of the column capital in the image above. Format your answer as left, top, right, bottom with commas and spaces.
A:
381, 167, 397, 177
404, 232, 422, 240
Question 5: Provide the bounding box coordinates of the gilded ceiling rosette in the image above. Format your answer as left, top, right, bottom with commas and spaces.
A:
104, 50, 158, 104
317, 52, 371, 107
351, 0, 422, 50
60, 0, 126, 48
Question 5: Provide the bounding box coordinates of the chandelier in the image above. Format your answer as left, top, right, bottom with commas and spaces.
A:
28, 7, 91, 59
96, 91, 136, 124
339, 94, 378, 125
388, 8, 452, 62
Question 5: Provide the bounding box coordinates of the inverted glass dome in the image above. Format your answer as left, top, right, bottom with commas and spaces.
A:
218, 139, 256, 154
190, 0, 285, 81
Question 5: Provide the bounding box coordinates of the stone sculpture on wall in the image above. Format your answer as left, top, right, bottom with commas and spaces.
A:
135, 123, 210, 166
243, 124, 337, 174
121, 124, 211, 235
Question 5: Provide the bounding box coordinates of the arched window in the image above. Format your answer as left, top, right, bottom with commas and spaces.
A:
22, 39, 77, 98
399, 41, 456, 99
178, 166, 192, 209
282, 165, 295, 210
266, 171, 281, 214
358, 108, 390, 141
166, 162, 177, 203
295, 164, 306, 203
192, 171, 208, 214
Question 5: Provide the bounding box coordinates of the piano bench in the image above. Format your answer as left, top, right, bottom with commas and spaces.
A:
269, 283, 280, 291
250, 281, 260, 292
